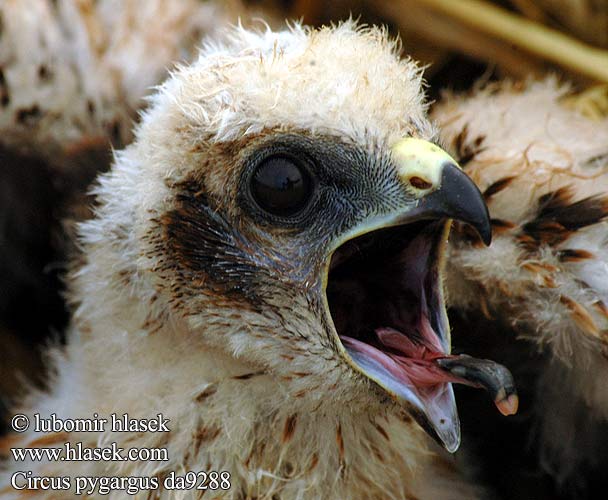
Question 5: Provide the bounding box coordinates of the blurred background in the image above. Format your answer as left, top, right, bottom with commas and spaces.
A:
1, 1, 607, 498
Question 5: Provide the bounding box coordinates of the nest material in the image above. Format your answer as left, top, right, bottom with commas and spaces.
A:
256, 0, 608, 87
531, 0, 608, 47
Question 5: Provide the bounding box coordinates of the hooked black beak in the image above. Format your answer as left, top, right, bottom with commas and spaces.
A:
390, 138, 491, 246
408, 162, 492, 246
325, 138, 500, 453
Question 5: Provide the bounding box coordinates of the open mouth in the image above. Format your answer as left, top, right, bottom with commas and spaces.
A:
324, 218, 518, 452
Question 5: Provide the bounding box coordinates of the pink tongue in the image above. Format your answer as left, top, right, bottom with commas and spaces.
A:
375, 328, 519, 416
376, 328, 458, 387
376, 328, 442, 360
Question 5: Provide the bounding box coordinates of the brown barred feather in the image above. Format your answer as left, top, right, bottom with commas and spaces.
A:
483, 176, 516, 200
559, 296, 602, 339
281, 415, 298, 444
557, 249, 595, 262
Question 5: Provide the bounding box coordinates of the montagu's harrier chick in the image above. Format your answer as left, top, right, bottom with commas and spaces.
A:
0, 22, 516, 499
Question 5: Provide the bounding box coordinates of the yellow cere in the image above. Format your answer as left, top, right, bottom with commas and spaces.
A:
390, 138, 460, 198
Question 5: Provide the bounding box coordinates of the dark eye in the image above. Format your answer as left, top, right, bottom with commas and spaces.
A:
250, 156, 313, 217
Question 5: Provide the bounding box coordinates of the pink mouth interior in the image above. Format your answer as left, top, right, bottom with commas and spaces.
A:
327, 219, 518, 451
327, 220, 456, 410
343, 325, 457, 385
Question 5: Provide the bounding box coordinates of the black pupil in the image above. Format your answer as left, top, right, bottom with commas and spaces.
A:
251, 156, 312, 217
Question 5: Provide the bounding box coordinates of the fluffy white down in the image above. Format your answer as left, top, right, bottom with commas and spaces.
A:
3, 3, 607, 493
0, 0, 228, 154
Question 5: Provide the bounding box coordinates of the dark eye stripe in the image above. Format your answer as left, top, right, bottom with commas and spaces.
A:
250, 156, 313, 217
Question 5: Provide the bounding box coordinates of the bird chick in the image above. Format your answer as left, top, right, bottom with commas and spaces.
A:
0, 22, 514, 499
0, 0, 230, 153
434, 79, 608, 493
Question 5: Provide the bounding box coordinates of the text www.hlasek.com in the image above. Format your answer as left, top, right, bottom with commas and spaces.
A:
12, 441, 168, 462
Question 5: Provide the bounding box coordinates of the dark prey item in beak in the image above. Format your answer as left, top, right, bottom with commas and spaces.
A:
436, 355, 519, 416
410, 163, 492, 246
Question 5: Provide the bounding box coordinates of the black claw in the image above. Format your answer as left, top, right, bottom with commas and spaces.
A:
436, 355, 517, 402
